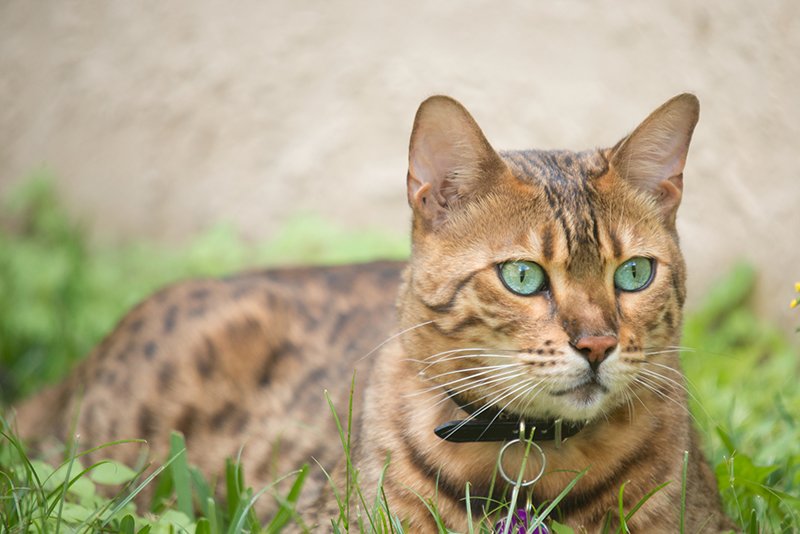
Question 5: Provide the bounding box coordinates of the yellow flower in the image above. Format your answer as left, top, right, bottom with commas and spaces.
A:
792, 298, 799, 309
795, 281, 800, 293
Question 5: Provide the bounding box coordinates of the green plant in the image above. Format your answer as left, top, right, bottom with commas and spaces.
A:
0, 412, 312, 533
682, 265, 800, 532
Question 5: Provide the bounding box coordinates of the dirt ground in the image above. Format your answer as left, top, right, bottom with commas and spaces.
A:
1, 1, 798, 332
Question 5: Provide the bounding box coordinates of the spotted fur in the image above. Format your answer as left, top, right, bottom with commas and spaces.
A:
14, 95, 735, 532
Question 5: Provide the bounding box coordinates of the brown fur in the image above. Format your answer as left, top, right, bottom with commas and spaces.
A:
14, 95, 736, 532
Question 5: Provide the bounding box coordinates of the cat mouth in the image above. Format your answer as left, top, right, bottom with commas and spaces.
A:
550, 378, 609, 398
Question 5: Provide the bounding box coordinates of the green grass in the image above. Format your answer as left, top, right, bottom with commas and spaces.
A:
681, 264, 800, 531
0, 415, 311, 533
1, 177, 798, 532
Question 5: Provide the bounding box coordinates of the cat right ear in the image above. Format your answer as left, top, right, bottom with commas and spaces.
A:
609, 93, 700, 224
407, 96, 505, 228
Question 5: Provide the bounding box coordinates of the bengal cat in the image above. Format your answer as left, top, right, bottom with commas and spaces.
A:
14, 94, 736, 532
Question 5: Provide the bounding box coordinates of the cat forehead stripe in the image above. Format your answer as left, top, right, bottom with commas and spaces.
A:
502, 149, 609, 271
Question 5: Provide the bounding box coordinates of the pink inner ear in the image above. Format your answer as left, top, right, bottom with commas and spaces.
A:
625, 146, 687, 208
408, 139, 448, 212
658, 174, 683, 206
413, 182, 432, 207
407, 125, 475, 214
410, 133, 462, 188
666, 172, 684, 194
659, 137, 689, 185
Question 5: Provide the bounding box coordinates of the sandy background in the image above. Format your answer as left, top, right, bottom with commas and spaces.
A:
1, 1, 798, 332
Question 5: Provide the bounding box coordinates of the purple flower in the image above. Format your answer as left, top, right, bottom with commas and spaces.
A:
494, 509, 549, 533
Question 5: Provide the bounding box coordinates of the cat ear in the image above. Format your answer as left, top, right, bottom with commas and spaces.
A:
609, 93, 699, 221
407, 96, 506, 227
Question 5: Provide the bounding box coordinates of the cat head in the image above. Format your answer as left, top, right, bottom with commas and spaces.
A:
401, 94, 699, 422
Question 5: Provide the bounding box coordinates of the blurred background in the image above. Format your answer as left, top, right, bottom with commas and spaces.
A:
1, 0, 798, 331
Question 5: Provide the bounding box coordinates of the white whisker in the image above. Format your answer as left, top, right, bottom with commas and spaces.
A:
482, 378, 544, 427
641, 349, 684, 357
409, 368, 525, 399
420, 353, 516, 368
471, 378, 537, 420
625, 383, 653, 417
356, 320, 434, 362
443, 379, 537, 439
429, 372, 527, 406
637, 367, 716, 425
433, 377, 526, 412
420, 346, 518, 363
421, 362, 521, 379
644, 361, 711, 413
513, 377, 552, 416
622, 390, 634, 423
420, 347, 491, 362
643, 345, 696, 352
633, 375, 696, 422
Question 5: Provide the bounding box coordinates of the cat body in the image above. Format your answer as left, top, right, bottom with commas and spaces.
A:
15, 262, 403, 515
15, 95, 735, 532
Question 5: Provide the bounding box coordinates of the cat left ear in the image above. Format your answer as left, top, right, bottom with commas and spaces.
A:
407, 96, 506, 228
609, 93, 700, 222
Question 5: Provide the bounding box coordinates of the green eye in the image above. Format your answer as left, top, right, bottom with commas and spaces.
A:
614, 257, 654, 292
498, 261, 547, 296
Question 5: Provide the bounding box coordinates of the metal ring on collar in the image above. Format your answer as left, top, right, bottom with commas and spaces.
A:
497, 421, 547, 487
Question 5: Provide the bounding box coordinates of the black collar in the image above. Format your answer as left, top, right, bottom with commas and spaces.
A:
433, 390, 586, 443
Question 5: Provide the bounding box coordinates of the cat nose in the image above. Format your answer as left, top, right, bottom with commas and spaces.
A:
572, 335, 618, 372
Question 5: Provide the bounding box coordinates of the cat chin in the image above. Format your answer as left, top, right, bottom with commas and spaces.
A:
521, 386, 618, 422
557, 395, 615, 421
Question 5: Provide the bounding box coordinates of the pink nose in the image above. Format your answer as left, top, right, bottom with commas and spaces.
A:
573, 335, 618, 368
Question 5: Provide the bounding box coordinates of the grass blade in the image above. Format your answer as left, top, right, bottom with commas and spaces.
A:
205, 496, 220, 534
54, 435, 81, 534
98, 449, 183, 528
225, 458, 242, 521
680, 450, 688, 534
324, 372, 358, 529
528, 467, 588, 530
624, 481, 669, 522
465, 482, 473, 534
169, 432, 194, 521
190, 467, 214, 519
266, 464, 308, 533
618, 481, 628, 533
